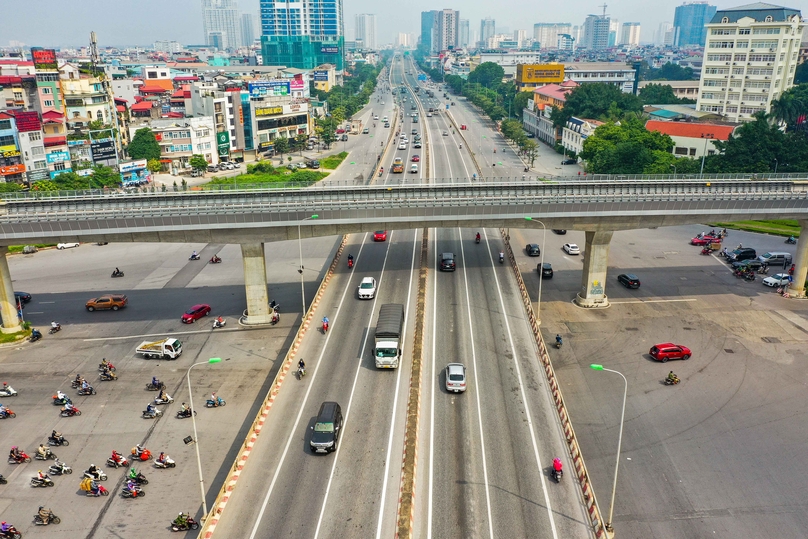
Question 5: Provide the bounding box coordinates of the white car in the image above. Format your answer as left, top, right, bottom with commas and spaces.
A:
445, 363, 467, 393
374, 115, 379, 120
57, 242, 80, 250
762, 273, 791, 287
563, 243, 580, 255
398, 144, 407, 150
358, 277, 377, 299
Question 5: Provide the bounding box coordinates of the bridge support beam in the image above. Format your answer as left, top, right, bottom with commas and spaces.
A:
575, 230, 613, 309
0, 247, 21, 333
790, 220, 808, 298
241, 243, 273, 325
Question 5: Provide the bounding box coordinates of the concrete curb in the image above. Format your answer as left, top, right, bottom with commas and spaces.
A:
395, 228, 429, 539
499, 228, 607, 539
199, 234, 349, 539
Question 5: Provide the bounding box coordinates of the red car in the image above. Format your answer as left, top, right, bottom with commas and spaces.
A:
690, 236, 721, 246
650, 343, 691, 362
411, 155, 420, 162
182, 304, 211, 323
373, 230, 388, 242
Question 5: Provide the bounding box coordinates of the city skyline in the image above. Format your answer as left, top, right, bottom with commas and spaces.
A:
0, 0, 764, 48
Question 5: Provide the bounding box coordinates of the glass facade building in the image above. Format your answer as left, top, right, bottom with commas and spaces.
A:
260, 0, 344, 69
674, 2, 717, 47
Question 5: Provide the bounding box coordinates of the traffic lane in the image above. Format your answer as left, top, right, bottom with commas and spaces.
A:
429, 113, 475, 183
316, 229, 420, 539
429, 228, 491, 538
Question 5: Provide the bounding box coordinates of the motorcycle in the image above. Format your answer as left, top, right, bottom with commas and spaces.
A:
142, 407, 162, 419
30, 475, 55, 487
176, 408, 196, 419
664, 376, 680, 385
786, 237, 797, 244
53, 395, 72, 408
48, 435, 69, 446
297, 366, 306, 380
48, 459, 72, 475
189, 253, 201, 260
121, 484, 146, 498
206, 396, 226, 408
0, 474, 6, 484
0, 385, 17, 397
107, 455, 129, 468
378, 169, 383, 177
154, 394, 174, 405
0, 408, 16, 419
475, 236, 480, 244
86, 484, 110, 497
70, 378, 84, 389
552, 468, 563, 483
128, 469, 149, 485
29, 330, 42, 342
111, 269, 124, 278
271, 311, 280, 325
171, 517, 200, 532
0, 523, 20, 538
98, 361, 116, 372
348, 258, 354, 269
700, 248, 713, 255
209, 256, 222, 264
154, 455, 176, 469
84, 469, 108, 481
744, 273, 756, 282
35, 449, 57, 461
60, 407, 81, 417
33, 509, 60, 525
499, 253, 505, 264
131, 448, 152, 461
48, 324, 61, 335
99, 371, 117, 381
77, 386, 97, 396
146, 381, 165, 391
213, 318, 226, 329
322, 320, 329, 333
8, 451, 31, 464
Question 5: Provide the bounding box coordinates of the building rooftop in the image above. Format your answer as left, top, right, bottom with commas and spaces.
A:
646, 120, 737, 140
711, 3, 802, 23
533, 80, 579, 102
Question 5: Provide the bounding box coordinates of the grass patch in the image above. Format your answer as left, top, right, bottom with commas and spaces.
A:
321, 151, 349, 170
8, 244, 55, 253
0, 329, 30, 344
204, 169, 329, 188
713, 220, 799, 237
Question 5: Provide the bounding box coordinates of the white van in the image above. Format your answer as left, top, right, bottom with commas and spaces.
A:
410, 164, 418, 173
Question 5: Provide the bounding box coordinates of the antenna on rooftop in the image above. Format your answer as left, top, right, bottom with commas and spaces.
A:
90, 31, 100, 75
599, 3, 608, 17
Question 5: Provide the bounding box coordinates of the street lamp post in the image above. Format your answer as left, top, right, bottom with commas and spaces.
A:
699, 133, 713, 175
670, 163, 676, 176
297, 214, 319, 316
524, 217, 547, 324
589, 364, 628, 534
187, 357, 222, 520
774, 158, 779, 174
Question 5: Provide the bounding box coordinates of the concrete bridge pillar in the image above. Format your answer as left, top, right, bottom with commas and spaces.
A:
0, 247, 22, 333
789, 220, 808, 298
575, 230, 613, 309
241, 243, 273, 325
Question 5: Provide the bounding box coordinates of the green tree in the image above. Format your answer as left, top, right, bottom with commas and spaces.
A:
795, 63, 808, 85
551, 83, 643, 128
189, 154, 208, 172
580, 116, 675, 174
639, 83, 696, 105
769, 85, 808, 131
147, 158, 163, 174
642, 62, 695, 81
707, 112, 787, 173
127, 128, 161, 161
273, 137, 290, 157
513, 90, 532, 119
468, 62, 505, 89
0, 182, 22, 192
90, 165, 120, 188
316, 117, 338, 148
522, 139, 539, 168
295, 133, 308, 155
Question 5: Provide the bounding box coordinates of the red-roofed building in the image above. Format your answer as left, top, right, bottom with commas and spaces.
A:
130, 101, 159, 120
523, 81, 579, 146
645, 120, 739, 160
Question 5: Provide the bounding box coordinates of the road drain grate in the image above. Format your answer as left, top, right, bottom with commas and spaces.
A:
761, 337, 781, 343
724, 349, 734, 353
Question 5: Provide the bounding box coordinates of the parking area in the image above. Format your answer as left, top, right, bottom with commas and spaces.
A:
512, 224, 808, 539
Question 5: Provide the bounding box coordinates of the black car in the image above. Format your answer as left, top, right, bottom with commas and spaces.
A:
526, 244, 541, 257
14, 291, 32, 304
617, 273, 641, 289
539, 263, 553, 278
552, 229, 567, 235
307, 160, 321, 169
310, 402, 343, 454
727, 247, 757, 262
731, 259, 764, 271
561, 158, 577, 165
440, 252, 456, 271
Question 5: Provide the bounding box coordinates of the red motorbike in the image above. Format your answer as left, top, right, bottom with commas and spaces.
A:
347, 258, 354, 269
60, 406, 81, 417
8, 451, 31, 464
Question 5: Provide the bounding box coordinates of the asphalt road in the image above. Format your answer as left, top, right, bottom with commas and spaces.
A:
512, 223, 808, 539
0, 235, 339, 537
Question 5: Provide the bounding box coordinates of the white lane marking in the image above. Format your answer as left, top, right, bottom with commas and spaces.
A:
609, 299, 697, 304
38, 301, 56, 304
373, 229, 419, 539
248, 233, 372, 539
427, 229, 437, 538
459, 228, 495, 538
483, 229, 559, 539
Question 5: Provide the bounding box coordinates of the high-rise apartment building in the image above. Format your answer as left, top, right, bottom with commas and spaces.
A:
396, 33, 412, 48
438, 9, 460, 51
480, 17, 496, 48
658, 21, 674, 45
260, 0, 344, 69
241, 13, 256, 47
154, 40, 182, 53
355, 14, 377, 50
582, 14, 610, 49
514, 29, 527, 47
459, 19, 470, 48
533, 23, 572, 49
696, 3, 803, 123
421, 11, 439, 53
202, 0, 242, 51
620, 22, 641, 46
674, 2, 717, 47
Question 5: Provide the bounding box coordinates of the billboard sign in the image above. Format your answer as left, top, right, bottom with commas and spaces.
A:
320, 46, 339, 54
290, 78, 305, 92
516, 64, 564, 85
248, 81, 290, 97
50, 169, 73, 179
0, 164, 26, 176
31, 48, 58, 71
313, 71, 329, 81
27, 169, 49, 182
46, 151, 71, 164
76, 168, 94, 177
91, 141, 116, 163
258, 141, 273, 151
217, 131, 230, 156
418, 74, 427, 81
255, 106, 283, 117
119, 159, 147, 174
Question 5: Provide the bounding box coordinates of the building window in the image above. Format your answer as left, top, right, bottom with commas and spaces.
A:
711, 29, 736, 35
0, 120, 10, 130
674, 147, 688, 155
752, 28, 780, 35
44, 100, 53, 107
53, 162, 67, 171
738, 28, 751, 35
689, 148, 697, 156
41, 87, 52, 94
33, 160, 46, 169
29, 131, 41, 142
721, 17, 729, 23
765, 16, 773, 22
96, 111, 104, 121
0, 135, 14, 146
709, 41, 734, 48
32, 146, 44, 156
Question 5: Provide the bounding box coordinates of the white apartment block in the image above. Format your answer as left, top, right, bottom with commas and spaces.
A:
128, 116, 218, 170
533, 23, 572, 49
154, 40, 182, 53
355, 14, 377, 50
696, 3, 804, 123
620, 22, 641, 46
202, 0, 242, 51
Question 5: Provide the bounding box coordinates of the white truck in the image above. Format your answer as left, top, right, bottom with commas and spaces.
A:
136, 338, 182, 360
374, 304, 404, 369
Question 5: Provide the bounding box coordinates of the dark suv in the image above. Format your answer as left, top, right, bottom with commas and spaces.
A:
727, 247, 756, 262
310, 402, 343, 454
440, 252, 456, 271
539, 262, 553, 278
617, 273, 641, 289
525, 244, 541, 257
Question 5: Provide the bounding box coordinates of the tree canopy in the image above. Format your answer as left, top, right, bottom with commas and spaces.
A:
641, 62, 695, 81
769, 84, 808, 132
551, 83, 643, 128
468, 62, 505, 89
639, 83, 696, 105
127, 128, 161, 161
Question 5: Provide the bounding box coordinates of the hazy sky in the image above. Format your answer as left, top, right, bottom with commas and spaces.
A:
4, 0, 748, 48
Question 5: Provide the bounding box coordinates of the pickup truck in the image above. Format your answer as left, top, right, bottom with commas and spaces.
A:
136, 338, 182, 360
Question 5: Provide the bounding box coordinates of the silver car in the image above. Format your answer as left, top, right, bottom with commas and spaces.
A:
445, 363, 467, 393
357, 277, 377, 299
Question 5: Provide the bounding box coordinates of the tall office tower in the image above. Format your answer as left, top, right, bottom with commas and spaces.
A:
582, 14, 610, 49
459, 19, 470, 48
608, 18, 619, 47
396, 33, 411, 47
437, 9, 460, 50
658, 21, 674, 45
620, 22, 641, 46
355, 14, 377, 50
241, 13, 256, 47
673, 2, 717, 46
480, 17, 495, 48
514, 29, 527, 47
421, 11, 439, 53
260, 0, 344, 69
533, 23, 572, 49
202, 0, 242, 50
696, 3, 803, 123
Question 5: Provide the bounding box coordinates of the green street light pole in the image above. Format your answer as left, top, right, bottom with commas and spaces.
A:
524, 217, 547, 324
187, 357, 222, 520
298, 214, 319, 316
590, 364, 627, 535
